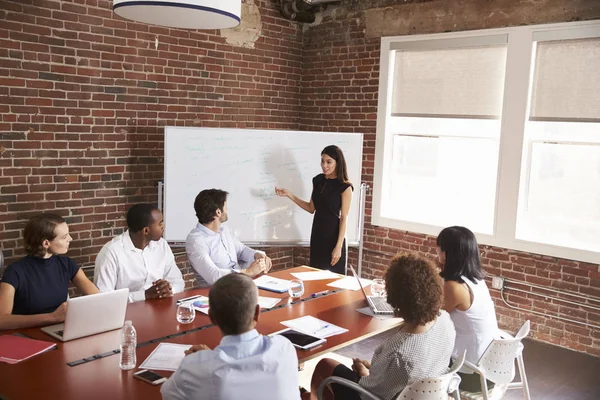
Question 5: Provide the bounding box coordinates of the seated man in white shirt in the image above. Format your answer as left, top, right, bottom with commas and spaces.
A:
161, 273, 300, 400
186, 189, 272, 286
94, 204, 185, 302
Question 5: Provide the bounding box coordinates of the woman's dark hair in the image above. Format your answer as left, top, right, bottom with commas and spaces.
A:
437, 226, 485, 283
194, 189, 228, 224
23, 213, 66, 257
127, 204, 159, 232
385, 252, 443, 325
321, 145, 353, 189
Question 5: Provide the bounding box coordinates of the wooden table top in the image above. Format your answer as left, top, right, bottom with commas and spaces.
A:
0, 266, 401, 400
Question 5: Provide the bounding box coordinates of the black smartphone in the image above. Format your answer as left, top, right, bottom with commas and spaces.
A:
133, 369, 167, 385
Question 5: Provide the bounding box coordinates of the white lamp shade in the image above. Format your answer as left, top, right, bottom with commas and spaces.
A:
113, 0, 241, 30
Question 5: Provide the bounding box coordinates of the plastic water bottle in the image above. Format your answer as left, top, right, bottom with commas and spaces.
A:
119, 320, 137, 370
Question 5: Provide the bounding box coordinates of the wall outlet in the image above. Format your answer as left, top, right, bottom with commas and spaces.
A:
491, 276, 504, 290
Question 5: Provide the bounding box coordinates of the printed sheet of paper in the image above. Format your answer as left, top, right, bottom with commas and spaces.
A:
290, 270, 340, 281
180, 296, 210, 315
281, 315, 348, 338
327, 276, 372, 291
183, 295, 281, 312
139, 343, 192, 371
257, 296, 282, 309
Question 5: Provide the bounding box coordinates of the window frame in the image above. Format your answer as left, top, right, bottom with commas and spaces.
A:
373, 20, 600, 264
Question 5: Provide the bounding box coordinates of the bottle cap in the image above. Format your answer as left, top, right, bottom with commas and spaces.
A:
125, 320, 132, 326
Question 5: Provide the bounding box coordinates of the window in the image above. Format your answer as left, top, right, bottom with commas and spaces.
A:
516, 37, 600, 253
374, 21, 600, 263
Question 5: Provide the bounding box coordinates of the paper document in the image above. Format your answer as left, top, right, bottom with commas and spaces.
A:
180, 296, 210, 315
356, 307, 399, 321
139, 343, 192, 371
258, 296, 282, 309
281, 316, 348, 338
327, 276, 372, 291
182, 295, 280, 312
290, 270, 340, 281
253, 275, 292, 293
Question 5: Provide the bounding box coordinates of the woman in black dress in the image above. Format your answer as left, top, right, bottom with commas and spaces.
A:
276, 145, 353, 274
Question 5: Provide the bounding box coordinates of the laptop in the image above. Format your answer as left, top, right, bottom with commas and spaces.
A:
348, 265, 394, 315
41, 288, 129, 342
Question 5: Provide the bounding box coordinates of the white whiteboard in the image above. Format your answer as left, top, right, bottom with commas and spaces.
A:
164, 127, 363, 245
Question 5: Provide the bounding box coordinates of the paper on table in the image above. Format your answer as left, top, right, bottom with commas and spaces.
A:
290, 270, 340, 281
253, 275, 292, 293
257, 296, 281, 309
183, 295, 280, 312
327, 276, 372, 291
139, 343, 193, 371
180, 296, 210, 315
356, 307, 399, 321
281, 315, 348, 339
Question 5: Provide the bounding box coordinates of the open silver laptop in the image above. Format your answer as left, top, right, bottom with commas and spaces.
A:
41, 288, 129, 342
349, 265, 394, 315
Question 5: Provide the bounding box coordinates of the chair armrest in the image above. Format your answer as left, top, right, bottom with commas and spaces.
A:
447, 374, 462, 393
318, 376, 384, 400
462, 359, 484, 375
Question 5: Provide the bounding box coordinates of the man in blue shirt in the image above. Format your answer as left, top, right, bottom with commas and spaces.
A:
186, 189, 272, 286
161, 273, 300, 400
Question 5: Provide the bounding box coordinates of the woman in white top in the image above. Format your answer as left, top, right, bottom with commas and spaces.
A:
437, 226, 499, 392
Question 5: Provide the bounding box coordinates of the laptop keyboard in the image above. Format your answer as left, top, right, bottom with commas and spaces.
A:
370, 297, 394, 312
55, 330, 64, 337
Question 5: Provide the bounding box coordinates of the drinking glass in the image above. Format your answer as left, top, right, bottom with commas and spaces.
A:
288, 279, 305, 299
176, 303, 196, 324
370, 278, 386, 297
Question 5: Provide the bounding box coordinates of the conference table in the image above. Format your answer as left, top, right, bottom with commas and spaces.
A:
0, 266, 402, 399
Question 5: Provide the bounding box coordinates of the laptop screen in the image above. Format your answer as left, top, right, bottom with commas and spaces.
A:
348, 265, 370, 301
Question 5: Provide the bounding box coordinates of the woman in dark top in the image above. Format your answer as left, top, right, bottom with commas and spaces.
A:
276, 145, 353, 274
0, 214, 98, 330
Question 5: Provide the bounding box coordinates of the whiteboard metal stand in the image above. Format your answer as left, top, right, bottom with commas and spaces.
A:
357, 183, 369, 278
157, 181, 164, 212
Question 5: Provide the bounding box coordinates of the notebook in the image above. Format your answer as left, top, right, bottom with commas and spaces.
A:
253, 275, 292, 293
0, 335, 57, 364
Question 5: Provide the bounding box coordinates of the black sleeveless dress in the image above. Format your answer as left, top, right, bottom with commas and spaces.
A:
310, 174, 353, 274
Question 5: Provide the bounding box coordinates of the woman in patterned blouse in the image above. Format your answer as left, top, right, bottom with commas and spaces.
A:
303, 253, 456, 400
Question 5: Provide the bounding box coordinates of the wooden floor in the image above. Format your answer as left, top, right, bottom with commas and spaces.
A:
334, 330, 600, 400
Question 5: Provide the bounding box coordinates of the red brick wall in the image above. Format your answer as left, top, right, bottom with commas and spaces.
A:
299, 0, 600, 356
0, 0, 301, 271
1, 0, 599, 357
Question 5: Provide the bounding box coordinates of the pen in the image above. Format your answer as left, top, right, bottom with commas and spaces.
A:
177, 295, 202, 304
312, 290, 330, 298
313, 324, 330, 335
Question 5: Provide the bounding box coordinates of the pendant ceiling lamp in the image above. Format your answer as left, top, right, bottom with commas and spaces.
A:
113, 0, 241, 30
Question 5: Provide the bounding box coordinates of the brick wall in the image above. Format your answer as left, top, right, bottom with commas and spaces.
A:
1, 0, 599, 357
299, 0, 600, 356
0, 0, 302, 271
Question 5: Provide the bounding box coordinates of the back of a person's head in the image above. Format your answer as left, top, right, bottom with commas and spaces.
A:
437, 226, 484, 282
194, 189, 228, 224
209, 273, 258, 335
385, 252, 443, 326
126, 204, 158, 232
23, 213, 65, 257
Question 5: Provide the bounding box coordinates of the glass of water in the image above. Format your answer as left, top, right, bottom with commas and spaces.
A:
371, 278, 386, 297
288, 279, 305, 299
176, 303, 196, 324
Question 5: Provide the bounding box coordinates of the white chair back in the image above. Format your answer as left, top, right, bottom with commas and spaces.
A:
477, 320, 530, 385
395, 350, 466, 400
